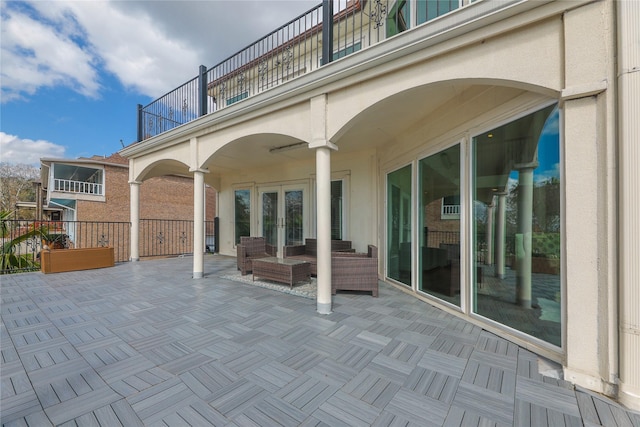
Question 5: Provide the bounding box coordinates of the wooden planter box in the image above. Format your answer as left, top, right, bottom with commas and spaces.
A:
41, 247, 115, 274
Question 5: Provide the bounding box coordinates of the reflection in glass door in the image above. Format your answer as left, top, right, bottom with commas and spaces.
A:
472, 104, 561, 347
387, 165, 412, 286
418, 144, 461, 306
284, 189, 303, 246
259, 184, 306, 256
262, 191, 278, 249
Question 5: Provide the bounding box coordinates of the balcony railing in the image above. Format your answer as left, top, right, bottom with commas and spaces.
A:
138, 0, 388, 141
54, 178, 103, 195
137, 0, 525, 142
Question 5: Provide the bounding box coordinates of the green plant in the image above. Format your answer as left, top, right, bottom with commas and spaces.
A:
0, 211, 45, 273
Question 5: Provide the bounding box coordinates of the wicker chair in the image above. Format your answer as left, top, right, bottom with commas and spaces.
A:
237, 237, 277, 275
331, 245, 379, 297
284, 238, 353, 276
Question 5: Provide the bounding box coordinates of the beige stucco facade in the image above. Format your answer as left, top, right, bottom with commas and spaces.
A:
122, 0, 640, 410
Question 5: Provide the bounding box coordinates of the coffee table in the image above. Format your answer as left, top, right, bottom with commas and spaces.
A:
252, 257, 311, 289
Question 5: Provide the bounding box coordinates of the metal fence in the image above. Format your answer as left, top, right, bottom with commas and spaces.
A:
1, 219, 216, 274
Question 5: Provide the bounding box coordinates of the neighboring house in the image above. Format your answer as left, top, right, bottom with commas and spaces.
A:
121, 0, 640, 411
39, 153, 217, 254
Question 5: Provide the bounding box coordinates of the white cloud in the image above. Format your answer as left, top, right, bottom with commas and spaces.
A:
1, 0, 317, 101
0, 132, 66, 165
54, 1, 202, 98
1, 2, 100, 102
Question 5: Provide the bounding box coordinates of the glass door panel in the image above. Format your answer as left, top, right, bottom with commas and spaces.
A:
261, 191, 278, 249
472, 104, 561, 347
387, 165, 412, 286
284, 189, 303, 246
234, 189, 251, 245
418, 144, 461, 306
259, 184, 307, 256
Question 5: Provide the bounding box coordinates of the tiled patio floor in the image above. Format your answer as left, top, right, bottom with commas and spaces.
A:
2, 255, 639, 426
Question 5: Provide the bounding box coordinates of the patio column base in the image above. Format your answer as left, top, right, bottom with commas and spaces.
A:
317, 301, 332, 315
193, 272, 204, 279
131, 257, 139, 262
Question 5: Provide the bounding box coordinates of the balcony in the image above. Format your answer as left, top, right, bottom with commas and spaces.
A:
136, 0, 525, 142
53, 178, 103, 196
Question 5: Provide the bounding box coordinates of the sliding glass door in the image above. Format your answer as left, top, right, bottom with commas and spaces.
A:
418, 144, 461, 306
384, 104, 561, 348
472, 105, 561, 346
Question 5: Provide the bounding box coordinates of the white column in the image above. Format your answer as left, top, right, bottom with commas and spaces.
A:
514, 163, 537, 308
495, 192, 507, 278
193, 170, 205, 279
129, 181, 141, 262
316, 146, 332, 314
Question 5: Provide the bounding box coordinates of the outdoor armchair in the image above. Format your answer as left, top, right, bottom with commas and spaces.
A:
331, 245, 379, 297
237, 236, 277, 276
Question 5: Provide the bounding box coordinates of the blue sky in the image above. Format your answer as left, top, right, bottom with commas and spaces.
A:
0, 0, 317, 165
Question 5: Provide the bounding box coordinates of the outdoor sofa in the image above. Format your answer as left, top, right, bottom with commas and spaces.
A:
283, 238, 353, 276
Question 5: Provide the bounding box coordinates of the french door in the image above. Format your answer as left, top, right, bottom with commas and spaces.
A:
258, 183, 307, 256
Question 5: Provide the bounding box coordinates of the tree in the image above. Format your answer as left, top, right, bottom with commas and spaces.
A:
0, 210, 45, 273
0, 162, 40, 217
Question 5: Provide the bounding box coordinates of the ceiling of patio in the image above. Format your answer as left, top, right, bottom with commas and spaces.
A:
204, 82, 484, 179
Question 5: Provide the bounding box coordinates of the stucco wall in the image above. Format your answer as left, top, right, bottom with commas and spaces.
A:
217, 147, 377, 257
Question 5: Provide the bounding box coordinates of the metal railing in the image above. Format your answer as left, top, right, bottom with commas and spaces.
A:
138, 0, 390, 141
53, 178, 103, 195
139, 219, 216, 258
136, 0, 525, 142
1, 219, 217, 274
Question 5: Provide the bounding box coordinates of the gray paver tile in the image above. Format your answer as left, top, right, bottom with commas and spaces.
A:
207, 378, 270, 417
516, 376, 581, 418
2, 257, 638, 426
42, 386, 122, 425
452, 381, 515, 425
385, 388, 449, 426
276, 375, 338, 413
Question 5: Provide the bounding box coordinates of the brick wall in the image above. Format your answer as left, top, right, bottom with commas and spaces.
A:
76, 160, 216, 222
424, 199, 460, 247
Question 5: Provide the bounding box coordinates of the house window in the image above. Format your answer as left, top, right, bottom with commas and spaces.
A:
319, 42, 363, 66
333, 42, 362, 60
387, 0, 410, 38
416, 0, 461, 25
234, 189, 251, 245
227, 92, 248, 107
